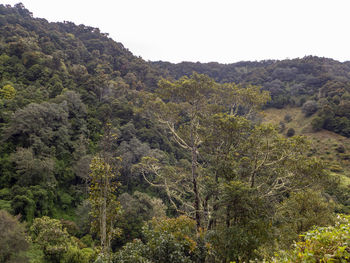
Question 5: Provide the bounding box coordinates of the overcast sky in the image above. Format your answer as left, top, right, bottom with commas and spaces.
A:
1, 0, 350, 63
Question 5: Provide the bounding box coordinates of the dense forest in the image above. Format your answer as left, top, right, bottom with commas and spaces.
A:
154, 57, 350, 137
0, 3, 349, 263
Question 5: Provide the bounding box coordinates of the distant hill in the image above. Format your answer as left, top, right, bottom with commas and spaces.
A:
153, 57, 350, 137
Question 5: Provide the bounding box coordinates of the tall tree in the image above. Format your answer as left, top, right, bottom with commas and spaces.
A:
142, 73, 269, 229
89, 124, 120, 261
89, 156, 120, 262
89, 122, 121, 261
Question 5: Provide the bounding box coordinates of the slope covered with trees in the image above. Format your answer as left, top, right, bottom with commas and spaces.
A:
153, 57, 350, 137
0, 4, 349, 263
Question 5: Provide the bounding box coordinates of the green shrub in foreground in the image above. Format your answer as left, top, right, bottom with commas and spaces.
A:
272, 215, 350, 262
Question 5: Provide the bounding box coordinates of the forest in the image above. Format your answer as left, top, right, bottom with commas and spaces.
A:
0, 3, 350, 263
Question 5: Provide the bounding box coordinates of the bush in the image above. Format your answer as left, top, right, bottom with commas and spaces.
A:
30, 216, 71, 262
114, 216, 208, 263
30, 216, 97, 263
335, 144, 346, 153
286, 128, 295, 137
62, 246, 96, 263
311, 116, 324, 131
275, 190, 335, 247
302, 100, 318, 116
279, 121, 286, 133
272, 215, 350, 262
284, 114, 292, 123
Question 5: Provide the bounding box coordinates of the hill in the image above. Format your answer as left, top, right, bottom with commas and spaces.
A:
0, 4, 349, 263
154, 57, 350, 138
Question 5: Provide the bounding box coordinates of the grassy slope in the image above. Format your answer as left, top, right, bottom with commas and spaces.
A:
263, 107, 350, 186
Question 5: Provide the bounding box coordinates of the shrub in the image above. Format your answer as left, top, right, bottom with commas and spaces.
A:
62, 246, 96, 263
302, 100, 318, 116
279, 121, 286, 133
30, 216, 97, 263
272, 215, 350, 262
311, 116, 324, 131
30, 216, 72, 262
286, 128, 295, 137
284, 114, 292, 123
114, 216, 208, 263
335, 144, 346, 153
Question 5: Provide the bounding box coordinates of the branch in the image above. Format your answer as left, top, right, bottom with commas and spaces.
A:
161, 120, 190, 150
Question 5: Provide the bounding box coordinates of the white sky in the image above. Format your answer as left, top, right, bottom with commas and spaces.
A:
1, 0, 350, 63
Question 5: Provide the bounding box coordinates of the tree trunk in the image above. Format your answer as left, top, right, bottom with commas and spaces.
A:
101, 173, 107, 257
191, 122, 201, 230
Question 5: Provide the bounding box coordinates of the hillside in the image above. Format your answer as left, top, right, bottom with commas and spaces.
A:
0, 4, 349, 263
0, 3, 170, 220
154, 57, 350, 138
263, 107, 350, 172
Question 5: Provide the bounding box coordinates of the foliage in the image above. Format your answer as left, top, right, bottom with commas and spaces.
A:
141, 73, 270, 229
272, 215, 350, 262
0, 210, 29, 263
302, 100, 318, 117
62, 246, 96, 263
0, 84, 16, 100
207, 181, 271, 262
286, 127, 295, 137
154, 57, 350, 137
0, 4, 348, 263
30, 216, 73, 262
116, 191, 166, 245
89, 156, 121, 261
275, 190, 335, 247
30, 216, 97, 263
114, 216, 208, 263
284, 114, 292, 122
311, 116, 324, 131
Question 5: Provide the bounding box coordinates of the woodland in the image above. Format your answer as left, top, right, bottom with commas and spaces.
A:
0, 3, 350, 263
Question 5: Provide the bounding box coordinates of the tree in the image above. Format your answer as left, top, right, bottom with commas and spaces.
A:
0, 84, 16, 100
10, 147, 55, 186
30, 216, 72, 263
275, 190, 335, 246
208, 181, 271, 262
89, 156, 121, 261
143, 73, 269, 229
200, 113, 330, 261
302, 100, 318, 116
4, 101, 70, 157
153, 73, 220, 229
116, 191, 166, 245
0, 210, 28, 263
30, 216, 96, 263
114, 216, 208, 263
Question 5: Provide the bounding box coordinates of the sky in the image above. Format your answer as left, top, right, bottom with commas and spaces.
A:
1, 0, 350, 63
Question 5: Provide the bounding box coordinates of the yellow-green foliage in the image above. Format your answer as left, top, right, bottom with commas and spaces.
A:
30, 216, 97, 263
114, 216, 208, 263
0, 84, 16, 100
272, 215, 350, 262
146, 215, 199, 253
89, 155, 121, 260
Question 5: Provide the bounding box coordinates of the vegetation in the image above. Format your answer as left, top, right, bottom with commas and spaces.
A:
0, 3, 349, 263
273, 215, 350, 262
0, 210, 28, 262
153, 57, 350, 138
89, 155, 121, 261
